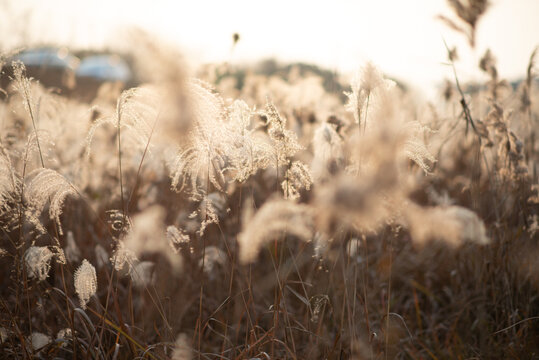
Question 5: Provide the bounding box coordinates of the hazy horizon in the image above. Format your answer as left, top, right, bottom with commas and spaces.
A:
1, 0, 537, 98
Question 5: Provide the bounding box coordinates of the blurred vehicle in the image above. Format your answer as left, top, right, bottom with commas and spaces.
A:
75, 54, 133, 101
1, 47, 79, 95
76, 54, 131, 83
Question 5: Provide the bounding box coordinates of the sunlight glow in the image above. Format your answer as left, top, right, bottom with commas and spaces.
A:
1, 0, 538, 96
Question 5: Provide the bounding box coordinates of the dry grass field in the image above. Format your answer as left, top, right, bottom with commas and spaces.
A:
0, 1, 538, 358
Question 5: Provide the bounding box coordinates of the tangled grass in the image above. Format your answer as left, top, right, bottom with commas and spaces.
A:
0, 12, 538, 360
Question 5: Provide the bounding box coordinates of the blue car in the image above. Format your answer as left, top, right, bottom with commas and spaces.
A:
2, 47, 79, 94
75, 54, 132, 101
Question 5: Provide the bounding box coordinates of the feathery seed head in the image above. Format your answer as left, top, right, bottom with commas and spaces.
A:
406, 204, 489, 246
74, 259, 97, 309
130, 261, 156, 289
25, 168, 78, 235
65, 231, 81, 263
24, 246, 54, 281
171, 333, 192, 360
28, 332, 51, 352
282, 161, 313, 200
238, 198, 314, 263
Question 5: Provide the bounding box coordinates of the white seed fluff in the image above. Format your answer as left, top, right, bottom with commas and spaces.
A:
29, 332, 51, 351
24, 246, 54, 282
74, 259, 97, 309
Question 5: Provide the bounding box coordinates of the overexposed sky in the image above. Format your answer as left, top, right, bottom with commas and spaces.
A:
1, 0, 538, 96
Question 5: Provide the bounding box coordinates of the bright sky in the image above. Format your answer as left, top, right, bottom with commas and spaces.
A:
2, 0, 538, 97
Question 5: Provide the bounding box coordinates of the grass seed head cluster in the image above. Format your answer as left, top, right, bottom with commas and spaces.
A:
0, 9, 538, 359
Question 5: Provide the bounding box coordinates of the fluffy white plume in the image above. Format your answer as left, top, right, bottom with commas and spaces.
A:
122, 205, 182, 271
24, 168, 78, 235
406, 205, 489, 246
238, 198, 314, 263
171, 333, 192, 360
64, 231, 81, 263
28, 332, 50, 352
74, 259, 97, 309
129, 261, 155, 289
24, 246, 54, 281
